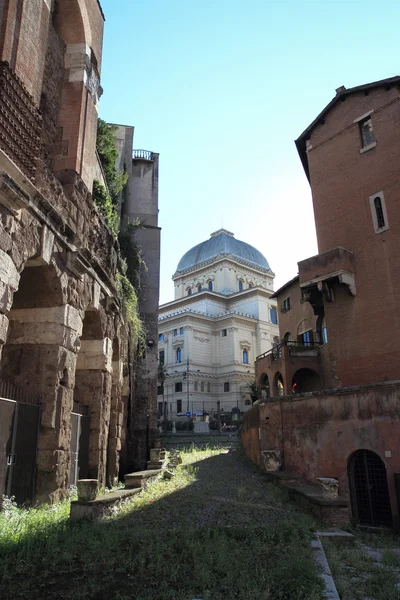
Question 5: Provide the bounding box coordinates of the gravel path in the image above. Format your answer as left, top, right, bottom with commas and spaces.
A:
123, 448, 298, 531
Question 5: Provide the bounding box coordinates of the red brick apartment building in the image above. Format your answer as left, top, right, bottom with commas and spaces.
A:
242, 77, 400, 528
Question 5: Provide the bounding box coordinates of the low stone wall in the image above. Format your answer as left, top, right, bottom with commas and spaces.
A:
241, 381, 400, 526
70, 488, 141, 521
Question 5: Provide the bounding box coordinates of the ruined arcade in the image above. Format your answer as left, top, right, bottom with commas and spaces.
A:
0, 0, 144, 504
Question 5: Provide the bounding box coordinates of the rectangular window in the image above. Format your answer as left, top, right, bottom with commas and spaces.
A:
175, 382, 182, 393
300, 330, 313, 346
359, 116, 375, 148
221, 329, 227, 337
282, 297, 291, 313
158, 333, 164, 341
158, 402, 163, 417
369, 191, 389, 233
207, 382, 211, 393
157, 385, 163, 396
177, 399, 182, 413
322, 327, 328, 344
224, 382, 230, 392
201, 382, 204, 392
159, 350, 165, 365
194, 381, 198, 391
173, 329, 177, 337
270, 307, 278, 325
180, 327, 184, 334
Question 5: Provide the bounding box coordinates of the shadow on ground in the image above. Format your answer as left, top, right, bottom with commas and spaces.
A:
0, 449, 324, 600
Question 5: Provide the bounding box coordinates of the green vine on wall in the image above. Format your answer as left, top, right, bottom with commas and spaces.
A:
93, 119, 128, 239
93, 118, 145, 346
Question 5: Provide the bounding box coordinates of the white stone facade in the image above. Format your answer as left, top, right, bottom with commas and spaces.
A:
158, 230, 279, 421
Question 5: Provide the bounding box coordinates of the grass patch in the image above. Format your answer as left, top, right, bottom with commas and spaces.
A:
0, 448, 323, 600
323, 538, 400, 600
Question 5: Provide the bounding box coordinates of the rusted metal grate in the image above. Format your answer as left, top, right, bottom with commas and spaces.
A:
349, 450, 392, 527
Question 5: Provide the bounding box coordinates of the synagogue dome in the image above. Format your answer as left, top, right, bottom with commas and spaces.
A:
175, 229, 270, 274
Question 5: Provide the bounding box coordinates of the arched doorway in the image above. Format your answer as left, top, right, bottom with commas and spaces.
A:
261, 373, 270, 398
73, 309, 112, 487
292, 368, 322, 393
348, 450, 392, 527
273, 372, 284, 397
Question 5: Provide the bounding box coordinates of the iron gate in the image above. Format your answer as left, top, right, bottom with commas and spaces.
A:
348, 449, 392, 527
69, 403, 89, 486
0, 380, 40, 505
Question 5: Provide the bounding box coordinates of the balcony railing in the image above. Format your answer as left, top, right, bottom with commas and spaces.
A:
133, 149, 152, 160
256, 340, 320, 362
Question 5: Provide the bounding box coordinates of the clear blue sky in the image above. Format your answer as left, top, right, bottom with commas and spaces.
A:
99, 0, 400, 304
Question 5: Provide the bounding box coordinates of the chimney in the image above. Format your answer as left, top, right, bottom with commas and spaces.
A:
335, 85, 346, 95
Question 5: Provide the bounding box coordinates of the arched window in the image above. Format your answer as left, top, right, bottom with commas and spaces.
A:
197, 284, 202, 293
374, 196, 385, 229
238, 280, 243, 292
243, 349, 248, 364
208, 280, 213, 291
187, 288, 192, 296
176, 347, 182, 363
248, 282, 253, 289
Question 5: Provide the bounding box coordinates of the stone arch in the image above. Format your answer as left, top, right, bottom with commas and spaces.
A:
0, 263, 81, 502
348, 449, 392, 527
73, 307, 112, 488
296, 319, 314, 338
291, 368, 322, 394
260, 373, 270, 398
283, 332, 292, 342
53, 0, 88, 46
273, 372, 284, 397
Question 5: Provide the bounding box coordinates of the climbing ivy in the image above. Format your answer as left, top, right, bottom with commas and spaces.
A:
96, 119, 128, 203
118, 219, 147, 293
92, 180, 119, 238
116, 272, 144, 347
93, 119, 145, 347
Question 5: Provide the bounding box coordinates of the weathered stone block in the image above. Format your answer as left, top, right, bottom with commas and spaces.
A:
0, 313, 9, 345
76, 338, 112, 372
316, 477, 339, 499
261, 450, 282, 472
7, 305, 83, 351
77, 479, 98, 501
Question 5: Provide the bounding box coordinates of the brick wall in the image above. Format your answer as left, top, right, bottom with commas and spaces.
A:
302, 86, 400, 386
241, 382, 400, 527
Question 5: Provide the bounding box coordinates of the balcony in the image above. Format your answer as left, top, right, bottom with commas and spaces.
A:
257, 341, 320, 365
133, 149, 153, 161
256, 341, 322, 396
298, 248, 356, 315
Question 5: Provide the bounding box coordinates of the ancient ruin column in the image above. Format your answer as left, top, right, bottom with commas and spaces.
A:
74, 337, 113, 487
106, 355, 124, 486
0, 250, 19, 361
1, 304, 83, 502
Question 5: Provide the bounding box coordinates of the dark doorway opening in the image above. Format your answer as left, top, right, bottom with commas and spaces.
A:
348, 450, 392, 527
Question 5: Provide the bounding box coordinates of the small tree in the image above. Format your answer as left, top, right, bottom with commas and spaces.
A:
248, 381, 260, 404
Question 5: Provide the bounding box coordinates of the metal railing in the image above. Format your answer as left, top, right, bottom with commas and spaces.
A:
256, 340, 320, 362
133, 149, 152, 160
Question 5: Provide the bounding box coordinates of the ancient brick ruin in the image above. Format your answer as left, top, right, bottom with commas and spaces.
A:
0, 1, 158, 504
